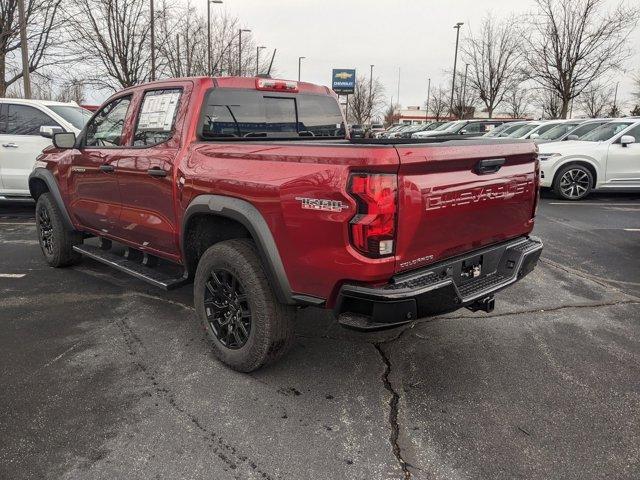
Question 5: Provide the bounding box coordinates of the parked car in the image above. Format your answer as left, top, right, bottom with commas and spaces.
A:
29, 76, 542, 371
539, 118, 611, 144
369, 123, 385, 137
388, 124, 423, 138
0, 99, 91, 199
349, 124, 365, 138
413, 119, 506, 138
538, 119, 640, 200
533, 120, 585, 143
483, 121, 530, 138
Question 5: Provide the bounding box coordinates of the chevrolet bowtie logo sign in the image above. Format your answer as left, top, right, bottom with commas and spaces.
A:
332, 69, 356, 95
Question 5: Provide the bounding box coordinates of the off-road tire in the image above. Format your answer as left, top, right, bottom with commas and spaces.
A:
194, 239, 296, 372
552, 164, 593, 201
35, 193, 83, 267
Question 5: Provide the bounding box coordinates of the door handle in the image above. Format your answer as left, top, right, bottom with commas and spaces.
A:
2, 143, 18, 148
476, 158, 506, 175
147, 167, 167, 178
99, 164, 115, 173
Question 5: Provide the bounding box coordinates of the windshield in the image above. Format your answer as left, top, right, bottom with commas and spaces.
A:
538, 122, 581, 140
570, 122, 607, 139
495, 123, 528, 137
201, 90, 345, 139
581, 122, 634, 142
433, 121, 455, 131
48, 105, 93, 130
507, 123, 540, 138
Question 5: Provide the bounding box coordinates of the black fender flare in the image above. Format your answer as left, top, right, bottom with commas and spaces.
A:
181, 195, 294, 305
28, 168, 74, 231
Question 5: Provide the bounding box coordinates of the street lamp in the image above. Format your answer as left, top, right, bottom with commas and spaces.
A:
425, 77, 431, 122
256, 46, 266, 76
207, 0, 223, 76
298, 56, 305, 81
369, 64, 374, 124
461, 63, 469, 118
238, 28, 251, 76
449, 22, 464, 118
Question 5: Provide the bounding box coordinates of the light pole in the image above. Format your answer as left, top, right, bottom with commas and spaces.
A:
150, 0, 156, 81
17, 0, 30, 97
449, 22, 464, 118
298, 56, 305, 81
369, 64, 374, 125
256, 46, 266, 76
238, 28, 251, 76
207, 0, 223, 76
461, 63, 469, 118
425, 77, 431, 123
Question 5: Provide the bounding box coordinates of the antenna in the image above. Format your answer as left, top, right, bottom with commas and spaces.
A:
267, 48, 277, 77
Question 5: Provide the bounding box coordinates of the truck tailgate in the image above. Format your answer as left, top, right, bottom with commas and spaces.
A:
394, 140, 538, 273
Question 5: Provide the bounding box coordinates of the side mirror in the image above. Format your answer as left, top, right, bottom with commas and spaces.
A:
52, 132, 76, 149
40, 125, 63, 139
566, 134, 579, 141
530, 133, 540, 139
620, 135, 635, 147
459, 129, 467, 135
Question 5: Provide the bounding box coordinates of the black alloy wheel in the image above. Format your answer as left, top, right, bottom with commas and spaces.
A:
37, 204, 54, 255
203, 269, 251, 349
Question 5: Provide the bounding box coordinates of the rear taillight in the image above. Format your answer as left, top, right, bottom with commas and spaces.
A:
348, 173, 397, 257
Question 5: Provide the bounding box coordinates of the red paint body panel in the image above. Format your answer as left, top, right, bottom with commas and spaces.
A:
38, 76, 539, 308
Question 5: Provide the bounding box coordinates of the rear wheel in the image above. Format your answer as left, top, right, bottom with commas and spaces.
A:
194, 239, 296, 372
552, 164, 593, 201
35, 193, 82, 267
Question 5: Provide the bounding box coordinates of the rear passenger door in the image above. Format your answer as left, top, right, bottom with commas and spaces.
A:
0, 103, 61, 195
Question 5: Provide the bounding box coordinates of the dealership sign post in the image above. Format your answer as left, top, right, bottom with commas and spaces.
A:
332, 69, 356, 121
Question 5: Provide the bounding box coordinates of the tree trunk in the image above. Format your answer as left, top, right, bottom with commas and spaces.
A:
560, 97, 570, 119
487, 106, 493, 118
0, 52, 6, 97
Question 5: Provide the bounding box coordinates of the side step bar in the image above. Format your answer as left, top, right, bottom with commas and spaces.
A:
73, 244, 189, 290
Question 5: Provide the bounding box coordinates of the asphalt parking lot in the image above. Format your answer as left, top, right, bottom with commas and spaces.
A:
1, 193, 639, 480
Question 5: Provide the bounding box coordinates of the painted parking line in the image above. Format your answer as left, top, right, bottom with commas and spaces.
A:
624, 228, 640, 232
0, 222, 35, 225
0, 273, 26, 278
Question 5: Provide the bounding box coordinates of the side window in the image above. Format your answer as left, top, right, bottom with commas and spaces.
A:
133, 89, 181, 146
85, 96, 132, 147
5, 104, 60, 135
464, 122, 484, 134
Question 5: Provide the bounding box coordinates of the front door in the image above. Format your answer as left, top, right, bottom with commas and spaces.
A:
115, 87, 184, 257
0, 103, 61, 196
68, 95, 133, 236
606, 125, 640, 186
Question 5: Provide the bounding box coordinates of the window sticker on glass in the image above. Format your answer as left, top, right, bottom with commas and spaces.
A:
138, 91, 180, 132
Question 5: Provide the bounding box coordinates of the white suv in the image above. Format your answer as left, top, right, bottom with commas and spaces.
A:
538, 119, 640, 200
0, 99, 92, 199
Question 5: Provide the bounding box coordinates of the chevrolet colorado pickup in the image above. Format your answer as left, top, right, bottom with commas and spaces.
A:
29, 76, 542, 371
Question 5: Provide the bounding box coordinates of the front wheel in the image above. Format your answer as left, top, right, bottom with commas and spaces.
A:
35, 193, 83, 267
194, 239, 296, 372
552, 164, 593, 201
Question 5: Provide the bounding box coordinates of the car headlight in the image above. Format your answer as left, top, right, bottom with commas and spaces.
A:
537, 153, 561, 161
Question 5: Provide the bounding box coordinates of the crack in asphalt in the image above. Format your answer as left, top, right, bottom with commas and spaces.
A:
374, 326, 415, 480
439, 299, 640, 322
540, 257, 640, 292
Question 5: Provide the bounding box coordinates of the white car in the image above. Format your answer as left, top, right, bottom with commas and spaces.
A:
0, 99, 91, 199
538, 119, 640, 200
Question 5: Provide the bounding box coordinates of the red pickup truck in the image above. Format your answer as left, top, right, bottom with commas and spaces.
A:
29, 76, 542, 371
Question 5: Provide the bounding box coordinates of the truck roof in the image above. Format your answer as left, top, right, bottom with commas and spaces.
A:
116, 76, 334, 96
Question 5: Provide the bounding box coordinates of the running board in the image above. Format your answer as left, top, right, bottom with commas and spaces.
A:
73, 244, 189, 290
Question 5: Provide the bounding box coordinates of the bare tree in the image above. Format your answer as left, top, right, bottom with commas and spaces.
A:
462, 15, 522, 118
450, 70, 476, 119
66, 0, 153, 90
383, 101, 398, 127
522, 0, 640, 118
535, 89, 563, 119
577, 83, 614, 117
633, 72, 640, 102
346, 75, 385, 125
0, 0, 65, 96
429, 86, 449, 121
55, 78, 86, 104
503, 85, 531, 118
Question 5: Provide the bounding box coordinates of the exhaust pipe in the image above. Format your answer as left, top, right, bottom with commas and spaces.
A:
466, 295, 495, 313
